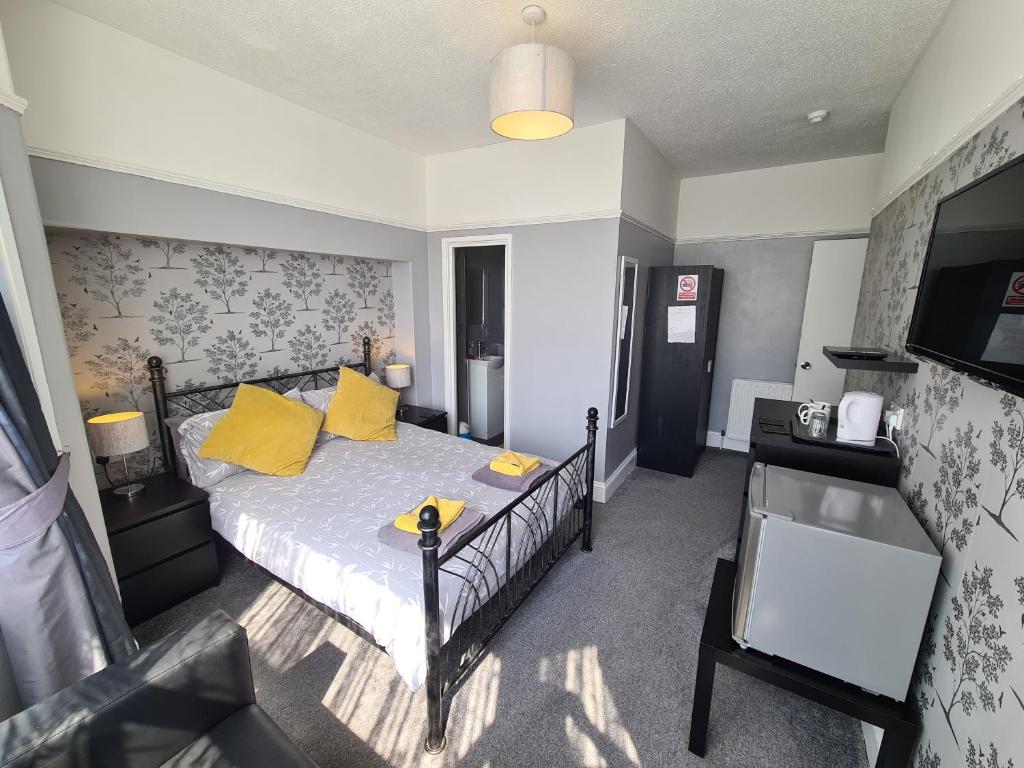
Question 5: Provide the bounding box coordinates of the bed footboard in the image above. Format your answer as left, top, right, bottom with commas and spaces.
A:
417, 407, 599, 753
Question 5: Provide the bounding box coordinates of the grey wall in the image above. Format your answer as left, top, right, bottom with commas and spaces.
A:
604, 219, 675, 473
0, 113, 114, 572
674, 237, 815, 434
28, 158, 433, 405
428, 219, 621, 480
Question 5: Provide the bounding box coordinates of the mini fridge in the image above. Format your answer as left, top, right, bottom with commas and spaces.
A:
732, 462, 940, 701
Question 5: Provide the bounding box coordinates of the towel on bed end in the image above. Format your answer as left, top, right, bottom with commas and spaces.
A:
377, 510, 486, 556
489, 450, 541, 477
472, 463, 554, 493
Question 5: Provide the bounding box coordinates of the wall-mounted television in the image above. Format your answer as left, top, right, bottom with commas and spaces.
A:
907, 153, 1024, 398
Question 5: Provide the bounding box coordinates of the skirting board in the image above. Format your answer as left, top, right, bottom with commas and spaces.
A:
594, 449, 636, 503
706, 431, 749, 453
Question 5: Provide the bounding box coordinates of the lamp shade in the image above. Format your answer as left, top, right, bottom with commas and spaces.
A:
385, 364, 412, 389
490, 43, 574, 140
86, 412, 149, 457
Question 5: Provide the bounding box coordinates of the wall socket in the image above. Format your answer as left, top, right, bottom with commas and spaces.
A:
884, 407, 905, 432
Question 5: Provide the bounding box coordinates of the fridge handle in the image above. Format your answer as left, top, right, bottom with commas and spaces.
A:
749, 462, 792, 521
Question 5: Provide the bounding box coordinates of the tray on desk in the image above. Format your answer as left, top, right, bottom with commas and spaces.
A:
790, 416, 896, 456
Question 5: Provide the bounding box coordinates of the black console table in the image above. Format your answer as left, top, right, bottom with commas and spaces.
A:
688, 558, 918, 768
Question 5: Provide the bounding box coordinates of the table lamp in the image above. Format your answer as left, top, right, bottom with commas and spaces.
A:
385, 363, 412, 417
86, 411, 149, 497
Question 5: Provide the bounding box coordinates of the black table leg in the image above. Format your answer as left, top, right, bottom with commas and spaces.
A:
688, 643, 717, 757
876, 724, 915, 768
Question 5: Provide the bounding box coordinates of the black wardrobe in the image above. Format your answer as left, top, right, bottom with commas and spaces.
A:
637, 265, 723, 477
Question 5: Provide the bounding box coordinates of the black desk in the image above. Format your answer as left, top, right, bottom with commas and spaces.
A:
747, 398, 899, 486
688, 559, 918, 768
736, 398, 901, 560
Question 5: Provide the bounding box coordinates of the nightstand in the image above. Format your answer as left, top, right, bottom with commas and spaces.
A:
396, 404, 448, 433
100, 472, 218, 626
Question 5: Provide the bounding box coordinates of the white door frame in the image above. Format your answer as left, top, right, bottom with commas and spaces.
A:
440, 234, 513, 444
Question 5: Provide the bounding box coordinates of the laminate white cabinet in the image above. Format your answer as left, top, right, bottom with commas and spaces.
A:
468, 357, 504, 440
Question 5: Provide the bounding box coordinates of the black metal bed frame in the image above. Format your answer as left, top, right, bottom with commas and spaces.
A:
146, 337, 598, 753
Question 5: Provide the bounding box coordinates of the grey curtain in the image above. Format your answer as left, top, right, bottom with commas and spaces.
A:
0, 293, 135, 716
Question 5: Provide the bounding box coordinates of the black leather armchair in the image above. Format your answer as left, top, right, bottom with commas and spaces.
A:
0, 610, 317, 768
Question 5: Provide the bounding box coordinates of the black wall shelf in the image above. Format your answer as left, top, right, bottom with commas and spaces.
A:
822, 346, 919, 374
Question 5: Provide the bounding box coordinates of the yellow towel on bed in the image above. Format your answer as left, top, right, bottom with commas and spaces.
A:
394, 495, 465, 534
489, 450, 541, 478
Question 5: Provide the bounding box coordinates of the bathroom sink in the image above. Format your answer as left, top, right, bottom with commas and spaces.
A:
469, 355, 504, 370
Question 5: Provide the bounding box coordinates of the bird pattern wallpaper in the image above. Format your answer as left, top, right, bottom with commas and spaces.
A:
847, 97, 1024, 768
48, 229, 397, 483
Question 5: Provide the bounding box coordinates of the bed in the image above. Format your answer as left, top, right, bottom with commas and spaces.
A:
146, 339, 597, 753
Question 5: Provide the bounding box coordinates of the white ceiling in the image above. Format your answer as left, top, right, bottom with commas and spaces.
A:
52, 0, 952, 177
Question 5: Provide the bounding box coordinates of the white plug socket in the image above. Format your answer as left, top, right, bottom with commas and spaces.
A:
884, 407, 905, 432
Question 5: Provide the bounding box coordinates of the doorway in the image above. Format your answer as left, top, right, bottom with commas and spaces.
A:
441, 235, 511, 446
791, 238, 868, 403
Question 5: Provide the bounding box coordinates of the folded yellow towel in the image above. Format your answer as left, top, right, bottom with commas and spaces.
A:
489, 450, 541, 477
394, 495, 465, 534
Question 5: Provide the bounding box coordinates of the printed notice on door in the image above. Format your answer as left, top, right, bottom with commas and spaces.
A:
676, 274, 698, 301
667, 305, 696, 344
1003, 272, 1024, 307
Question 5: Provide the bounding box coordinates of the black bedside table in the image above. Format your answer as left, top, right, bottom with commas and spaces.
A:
100, 472, 219, 626
396, 405, 448, 433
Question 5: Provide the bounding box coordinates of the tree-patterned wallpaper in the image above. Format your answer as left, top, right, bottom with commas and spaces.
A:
48, 229, 397, 483
848, 97, 1024, 768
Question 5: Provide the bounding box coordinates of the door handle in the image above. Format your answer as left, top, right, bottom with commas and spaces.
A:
800, 361, 811, 370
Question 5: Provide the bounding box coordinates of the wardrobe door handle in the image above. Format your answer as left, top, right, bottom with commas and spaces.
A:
800, 361, 811, 370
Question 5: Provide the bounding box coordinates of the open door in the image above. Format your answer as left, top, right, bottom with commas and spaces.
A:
791, 239, 868, 404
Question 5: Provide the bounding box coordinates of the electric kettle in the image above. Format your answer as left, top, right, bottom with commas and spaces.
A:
836, 391, 883, 445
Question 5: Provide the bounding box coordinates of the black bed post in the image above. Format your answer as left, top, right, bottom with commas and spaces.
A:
583, 407, 599, 552
147, 356, 176, 475
418, 504, 446, 754
362, 336, 372, 373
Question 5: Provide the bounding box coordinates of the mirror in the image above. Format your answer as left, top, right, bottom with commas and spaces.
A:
611, 256, 638, 426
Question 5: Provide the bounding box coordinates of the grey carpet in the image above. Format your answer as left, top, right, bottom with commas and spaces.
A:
134, 452, 868, 768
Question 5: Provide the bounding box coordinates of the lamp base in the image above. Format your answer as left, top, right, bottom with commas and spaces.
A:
113, 482, 146, 498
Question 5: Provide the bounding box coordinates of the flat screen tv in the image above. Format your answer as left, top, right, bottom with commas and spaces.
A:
907, 153, 1024, 398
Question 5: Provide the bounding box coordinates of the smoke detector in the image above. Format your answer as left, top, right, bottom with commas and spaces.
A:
807, 109, 830, 124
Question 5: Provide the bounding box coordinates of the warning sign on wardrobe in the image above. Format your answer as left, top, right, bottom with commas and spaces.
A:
677, 274, 698, 301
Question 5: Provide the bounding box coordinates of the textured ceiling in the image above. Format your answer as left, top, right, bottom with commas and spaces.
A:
52, 0, 952, 176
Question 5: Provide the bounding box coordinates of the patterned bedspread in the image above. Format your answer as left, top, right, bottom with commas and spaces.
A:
208, 422, 561, 690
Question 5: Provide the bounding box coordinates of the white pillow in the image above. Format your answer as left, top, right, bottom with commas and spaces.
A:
300, 386, 339, 445
178, 387, 302, 487
177, 409, 240, 488
300, 386, 335, 413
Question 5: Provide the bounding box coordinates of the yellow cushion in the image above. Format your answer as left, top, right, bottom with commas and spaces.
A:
394, 495, 465, 534
323, 367, 398, 441
198, 383, 324, 476
489, 450, 541, 477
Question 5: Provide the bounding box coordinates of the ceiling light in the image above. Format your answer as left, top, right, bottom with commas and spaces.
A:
807, 109, 830, 124
490, 5, 575, 141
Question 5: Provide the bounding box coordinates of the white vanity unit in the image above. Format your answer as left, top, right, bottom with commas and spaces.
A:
468, 356, 504, 440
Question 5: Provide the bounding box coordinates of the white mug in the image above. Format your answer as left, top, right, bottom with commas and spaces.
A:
798, 400, 832, 425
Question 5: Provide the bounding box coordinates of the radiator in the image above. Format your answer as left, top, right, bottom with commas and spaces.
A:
724, 379, 794, 444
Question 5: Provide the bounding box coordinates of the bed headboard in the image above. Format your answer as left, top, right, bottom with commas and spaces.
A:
147, 336, 372, 476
